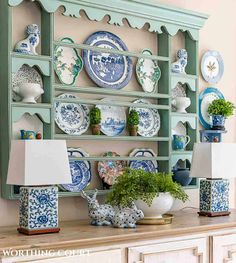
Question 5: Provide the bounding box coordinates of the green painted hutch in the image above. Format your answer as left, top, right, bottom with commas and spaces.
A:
0, 0, 208, 199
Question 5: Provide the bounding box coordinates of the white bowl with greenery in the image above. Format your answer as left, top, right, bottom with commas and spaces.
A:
107, 169, 188, 218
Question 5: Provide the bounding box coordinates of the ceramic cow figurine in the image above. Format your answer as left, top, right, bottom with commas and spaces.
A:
112, 203, 144, 228
171, 49, 188, 74
14, 24, 40, 55
81, 189, 115, 226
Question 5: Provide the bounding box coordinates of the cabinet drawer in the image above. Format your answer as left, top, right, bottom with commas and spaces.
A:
128, 237, 207, 263
212, 233, 236, 263
11, 249, 122, 263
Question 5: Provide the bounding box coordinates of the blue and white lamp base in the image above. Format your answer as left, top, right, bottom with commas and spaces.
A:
198, 179, 230, 217
18, 186, 60, 235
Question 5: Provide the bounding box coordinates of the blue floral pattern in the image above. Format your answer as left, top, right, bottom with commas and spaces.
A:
200, 179, 229, 213
19, 187, 58, 230
129, 148, 158, 172
60, 148, 91, 192
54, 93, 90, 135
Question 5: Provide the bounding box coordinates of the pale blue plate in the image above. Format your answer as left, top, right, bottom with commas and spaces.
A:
199, 87, 224, 129
201, 50, 224, 84
96, 98, 126, 136
60, 148, 91, 192
83, 31, 132, 90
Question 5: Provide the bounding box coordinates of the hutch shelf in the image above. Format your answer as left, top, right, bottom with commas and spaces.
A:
0, 0, 208, 199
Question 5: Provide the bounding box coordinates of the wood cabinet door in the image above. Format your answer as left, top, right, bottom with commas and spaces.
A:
211, 233, 236, 263
128, 238, 207, 263
10, 249, 122, 263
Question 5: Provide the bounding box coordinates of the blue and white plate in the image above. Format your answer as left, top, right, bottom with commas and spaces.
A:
201, 50, 224, 84
83, 31, 132, 90
96, 98, 126, 136
130, 99, 160, 137
60, 148, 91, 192
199, 87, 224, 129
54, 93, 90, 135
129, 148, 158, 172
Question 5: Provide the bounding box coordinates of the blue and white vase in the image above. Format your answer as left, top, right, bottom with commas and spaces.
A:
211, 115, 225, 130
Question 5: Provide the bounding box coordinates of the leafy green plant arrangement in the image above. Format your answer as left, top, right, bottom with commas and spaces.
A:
107, 168, 188, 207
127, 110, 139, 136
208, 99, 235, 117
90, 107, 101, 135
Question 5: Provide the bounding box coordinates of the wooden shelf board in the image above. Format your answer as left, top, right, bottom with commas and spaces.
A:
54, 85, 170, 99
11, 52, 52, 62
11, 102, 52, 109
54, 134, 170, 142
54, 97, 170, 110
54, 41, 170, 61
69, 156, 169, 161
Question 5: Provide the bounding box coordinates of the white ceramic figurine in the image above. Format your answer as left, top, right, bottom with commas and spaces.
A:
81, 190, 115, 226
171, 49, 188, 74
112, 203, 144, 228
14, 24, 40, 55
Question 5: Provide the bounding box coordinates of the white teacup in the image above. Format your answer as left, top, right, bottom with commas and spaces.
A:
172, 97, 191, 113
13, 83, 44, 104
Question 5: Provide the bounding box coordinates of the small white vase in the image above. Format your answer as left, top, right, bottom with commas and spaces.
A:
13, 83, 44, 104
172, 97, 191, 113
135, 192, 174, 218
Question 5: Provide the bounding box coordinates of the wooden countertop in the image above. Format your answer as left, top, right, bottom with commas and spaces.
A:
1, 210, 236, 252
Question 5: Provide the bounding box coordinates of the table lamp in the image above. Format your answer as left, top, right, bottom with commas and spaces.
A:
190, 143, 236, 217
7, 140, 71, 235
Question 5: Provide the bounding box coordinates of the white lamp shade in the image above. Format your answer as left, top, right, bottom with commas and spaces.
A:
190, 143, 236, 179
7, 140, 72, 186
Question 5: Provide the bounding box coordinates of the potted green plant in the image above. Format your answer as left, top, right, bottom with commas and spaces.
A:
207, 99, 235, 130
127, 110, 139, 136
107, 168, 188, 218
90, 107, 101, 135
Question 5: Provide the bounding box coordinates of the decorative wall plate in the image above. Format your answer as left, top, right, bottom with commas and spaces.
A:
60, 148, 91, 192
98, 151, 126, 186
199, 87, 224, 129
54, 37, 83, 85
12, 64, 43, 102
171, 82, 186, 99
54, 93, 90, 135
136, 49, 161, 93
201, 50, 224, 84
129, 148, 158, 172
83, 31, 132, 90
130, 99, 160, 137
171, 82, 186, 111
96, 98, 126, 136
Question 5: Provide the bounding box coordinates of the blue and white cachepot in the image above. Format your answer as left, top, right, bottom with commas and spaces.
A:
200, 179, 229, 214
19, 186, 58, 232
211, 115, 225, 130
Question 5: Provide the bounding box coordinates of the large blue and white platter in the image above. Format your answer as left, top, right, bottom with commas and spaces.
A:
201, 50, 224, 84
54, 93, 90, 135
83, 31, 132, 90
96, 98, 126, 136
199, 87, 224, 129
60, 148, 91, 192
129, 148, 158, 172
130, 99, 160, 137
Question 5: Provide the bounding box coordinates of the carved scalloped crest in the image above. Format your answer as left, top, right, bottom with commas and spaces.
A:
8, 0, 208, 40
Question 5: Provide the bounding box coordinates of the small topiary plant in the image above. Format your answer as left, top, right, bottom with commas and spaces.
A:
90, 107, 101, 125
127, 110, 139, 136
107, 168, 188, 207
90, 107, 101, 135
128, 110, 139, 126
208, 99, 235, 118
